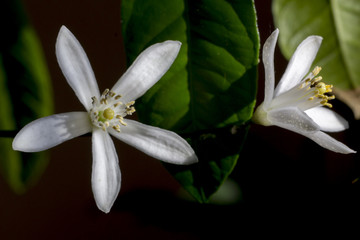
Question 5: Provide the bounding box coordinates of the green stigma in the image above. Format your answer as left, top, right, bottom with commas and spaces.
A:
98, 108, 115, 122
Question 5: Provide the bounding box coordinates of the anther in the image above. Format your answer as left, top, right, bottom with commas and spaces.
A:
126, 101, 135, 107
312, 66, 322, 76
326, 85, 333, 92
321, 101, 333, 108
126, 107, 136, 115
118, 118, 127, 125
114, 102, 122, 108
112, 125, 121, 133
102, 89, 110, 96
312, 76, 323, 84
98, 122, 106, 131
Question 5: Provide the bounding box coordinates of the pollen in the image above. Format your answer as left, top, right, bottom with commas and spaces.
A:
307, 66, 335, 108
89, 88, 136, 132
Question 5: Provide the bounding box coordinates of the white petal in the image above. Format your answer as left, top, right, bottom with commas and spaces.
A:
12, 112, 91, 152
56, 26, 100, 111
267, 106, 320, 133
92, 129, 121, 213
305, 107, 349, 132
111, 41, 181, 103
262, 29, 279, 108
267, 108, 355, 154
305, 131, 355, 154
108, 119, 198, 165
274, 36, 323, 97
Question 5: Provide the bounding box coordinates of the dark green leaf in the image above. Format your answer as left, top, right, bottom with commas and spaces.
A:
167, 125, 250, 202
122, 0, 258, 202
0, 0, 53, 193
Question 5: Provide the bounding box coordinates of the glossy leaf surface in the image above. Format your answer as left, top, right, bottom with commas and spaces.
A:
122, 0, 259, 202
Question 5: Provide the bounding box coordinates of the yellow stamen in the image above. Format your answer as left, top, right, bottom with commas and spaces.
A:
112, 125, 121, 133
100, 98, 108, 105
312, 76, 322, 84
312, 66, 322, 76
305, 66, 335, 108
114, 102, 122, 108
102, 89, 109, 96
89, 89, 136, 132
109, 91, 116, 97
119, 119, 127, 126
126, 101, 135, 107
126, 107, 136, 115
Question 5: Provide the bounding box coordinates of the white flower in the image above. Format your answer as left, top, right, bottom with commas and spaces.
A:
12, 26, 198, 213
252, 29, 355, 154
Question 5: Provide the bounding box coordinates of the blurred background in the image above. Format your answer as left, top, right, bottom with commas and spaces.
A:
1, 0, 359, 239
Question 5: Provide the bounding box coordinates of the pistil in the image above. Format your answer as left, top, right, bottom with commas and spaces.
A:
89, 88, 136, 132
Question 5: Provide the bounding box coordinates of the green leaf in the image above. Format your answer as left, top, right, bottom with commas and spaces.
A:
122, 0, 259, 202
272, 0, 360, 90
166, 125, 250, 202
0, 0, 53, 193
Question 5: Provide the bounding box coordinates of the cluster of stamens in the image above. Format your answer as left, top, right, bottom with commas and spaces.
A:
89, 89, 135, 132
299, 66, 334, 108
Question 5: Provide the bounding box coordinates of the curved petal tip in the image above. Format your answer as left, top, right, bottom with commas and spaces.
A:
56, 25, 100, 111
92, 129, 121, 213
262, 29, 279, 107
181, 151, 198, 165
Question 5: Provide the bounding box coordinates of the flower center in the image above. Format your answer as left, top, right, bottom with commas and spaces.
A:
300, 66, 334, 108
101, 108, 115, 121
89, 89, 136, 132
272, 66, 335, 111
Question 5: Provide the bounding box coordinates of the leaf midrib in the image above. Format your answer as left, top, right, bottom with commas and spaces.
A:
183, 0, 255, 132
184, 0, 198, 132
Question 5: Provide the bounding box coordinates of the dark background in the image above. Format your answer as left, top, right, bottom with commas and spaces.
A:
1, 0, 359, 238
